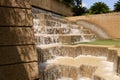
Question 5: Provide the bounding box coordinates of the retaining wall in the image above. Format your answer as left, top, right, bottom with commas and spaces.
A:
31, 0, 73, 16
0, 0, 39, 80
66, 12, 120, 38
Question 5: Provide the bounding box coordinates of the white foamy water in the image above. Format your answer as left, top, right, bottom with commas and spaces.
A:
40, 55, 120, 80
57, 77, 91, 80
57, 77, 73, 80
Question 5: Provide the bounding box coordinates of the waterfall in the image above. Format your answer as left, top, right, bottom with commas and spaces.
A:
33, 14, 120, 80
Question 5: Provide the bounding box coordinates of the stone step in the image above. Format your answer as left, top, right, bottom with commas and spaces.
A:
46, 27, 91, 34
35, 34, 96, 45
46, 27, 70, 34
59, 34, 96, 44
39, 55, 120, 80
37, 44, 117, 63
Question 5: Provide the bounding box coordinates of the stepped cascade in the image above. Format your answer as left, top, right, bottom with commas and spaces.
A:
33, 13, 120, 80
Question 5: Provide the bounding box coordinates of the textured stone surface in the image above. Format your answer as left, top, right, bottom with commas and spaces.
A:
61, 46, 78, 57
0, 45, 37, 65
41, 65, 61, 80
37, 46, 61, 62
0, 62, 39, 80
0, 8, 32, 26
117, 56, 120, 74
0, 0, 39, 79
76, 46, 83, 56
59, 35, 72, 44
0, 27, 35, 45
81, 46, 109, 57
79, 65, 97, 78
60, 65, 78, 80
25, 9, 33, 26
108, 49, 118, 72
108, 49, 118, 62
0, 0, 31, 8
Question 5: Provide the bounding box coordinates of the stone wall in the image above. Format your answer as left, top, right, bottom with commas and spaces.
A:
66, 12, 120, 38
0, 0, 39, 80
31, 0, 73, 16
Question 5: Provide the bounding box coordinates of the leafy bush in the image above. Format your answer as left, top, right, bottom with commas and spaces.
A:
89, 2, 110, 14
72, 6, 88, 16
114, 0, 120, 12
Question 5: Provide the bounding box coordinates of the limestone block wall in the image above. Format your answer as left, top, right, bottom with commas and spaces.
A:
31, 0, 73, 16
66, 12, 120, 38
0, 0, 39, 80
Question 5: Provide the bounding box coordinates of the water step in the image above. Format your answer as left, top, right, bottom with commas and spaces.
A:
59, 34, 96, 44
46, 27, 70, 34
39, 55, 120, 80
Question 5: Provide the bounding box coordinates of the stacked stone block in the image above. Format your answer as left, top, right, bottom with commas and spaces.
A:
0, 0, 38, 80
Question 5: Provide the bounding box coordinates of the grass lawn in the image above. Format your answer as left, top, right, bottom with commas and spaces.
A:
81, 39, 120, 47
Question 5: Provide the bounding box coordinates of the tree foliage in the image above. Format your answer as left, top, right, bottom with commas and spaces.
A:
60, 0, 87, 16
74, 0, 82, 6
72, 6, 87, 16
114, 0, 120, 12
59, 0, 74, 7
89, 2, 110, 14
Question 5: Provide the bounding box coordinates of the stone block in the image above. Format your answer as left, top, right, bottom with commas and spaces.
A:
81, 46, 109, 57
59, 65, 78, 80
0, 0, 31, 8
108, 49, 118, 62
0, 8, 32, 26
76, 46, 82, 56
0, 27, 35, 45
25, 10, 33, 26
0, 8, 16, 26
117, 56, 120, 74
61, 46, 77, 57
108, 49, 118, 72
40, 65, 61, 80
37, 46, 61, 62
0, 45, 38, 65
79, 65, 97, 78
0, 62, 39, 80
59, 35, 72, 44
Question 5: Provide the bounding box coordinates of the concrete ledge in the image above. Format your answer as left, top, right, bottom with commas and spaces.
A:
0, 0, 31, 8
0, 62, 38, 80
0, 27, 35, 45
0, 45, 37, 65
0, 8, 32, 26
31, 0, 73, 16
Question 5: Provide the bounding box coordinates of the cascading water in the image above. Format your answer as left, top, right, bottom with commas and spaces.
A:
33, 13, 120, 80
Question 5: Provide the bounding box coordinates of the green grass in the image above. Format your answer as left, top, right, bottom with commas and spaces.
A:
81, 39, 120, 47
